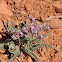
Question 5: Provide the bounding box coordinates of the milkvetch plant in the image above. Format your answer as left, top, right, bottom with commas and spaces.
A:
0, 15, 53, 62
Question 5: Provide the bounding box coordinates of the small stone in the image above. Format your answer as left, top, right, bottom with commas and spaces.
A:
0, 2, 13, 16
49, 19, 62, 29
53, 1, 62, 13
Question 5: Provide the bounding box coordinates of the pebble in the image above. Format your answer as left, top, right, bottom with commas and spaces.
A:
0, 2, 13, 16
53, 1, 62, 13
49, 19, 62, 29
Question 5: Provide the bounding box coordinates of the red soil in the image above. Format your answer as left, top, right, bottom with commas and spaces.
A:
0, 0, 62, 62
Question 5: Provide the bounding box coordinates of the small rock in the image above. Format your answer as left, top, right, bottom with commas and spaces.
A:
27, 57, 33, 62
49, 19, 62, 29
0, 2, 13, 16
53, 1, 62, 13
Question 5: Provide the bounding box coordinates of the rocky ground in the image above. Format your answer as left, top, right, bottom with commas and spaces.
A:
0, 0, 62, 62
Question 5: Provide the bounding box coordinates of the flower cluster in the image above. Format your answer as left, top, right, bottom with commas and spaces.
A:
40, 23, 51, 30
12, 15, 51, 40
12, 30, 24, 40
3, 15, 52, 62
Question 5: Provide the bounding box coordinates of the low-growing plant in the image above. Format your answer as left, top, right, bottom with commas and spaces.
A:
0, 15, 53, 62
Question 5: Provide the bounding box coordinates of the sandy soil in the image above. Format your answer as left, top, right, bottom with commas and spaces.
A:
0, 0, 62, 62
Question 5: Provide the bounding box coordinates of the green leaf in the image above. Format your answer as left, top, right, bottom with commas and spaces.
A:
33, 39, 46, 42
8, 54, 19, 62
32, 43, 53, 50
22, 49, 40, 62
0, 43, 4, 49
30, 51, 40, 62
8, 44, 20, 62
43, 33, 51, 37
10, 20, 15, 29
9, 20, 15, 32
41, 27, 47, 31
25, 35, 33, 41
4, 21, 9, 32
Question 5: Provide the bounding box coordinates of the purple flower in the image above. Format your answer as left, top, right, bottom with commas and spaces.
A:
31, 26, 35, 29
37, 35, 43, 39
31, 23, 33, 25
12, 29, 24, 39
40, 24, 43, 29
48, 26, 51, 30
34, 23, 38, 27
40, 35, 43, 39
40, 23, 46, 29
28, 15, 35, 22
28, 15, 33, 20
31, 26, 37, 34
13, 30, 16, 32
40, 23, 51, 31
12, 34, 16, 39
32, 18, 35, 22
12, 34, 19, 40
20, 32, 24, 37
23, 27, 28, 33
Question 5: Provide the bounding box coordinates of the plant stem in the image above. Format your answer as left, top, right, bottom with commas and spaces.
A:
18, 38, 21, 55
19, 38, 21, 47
